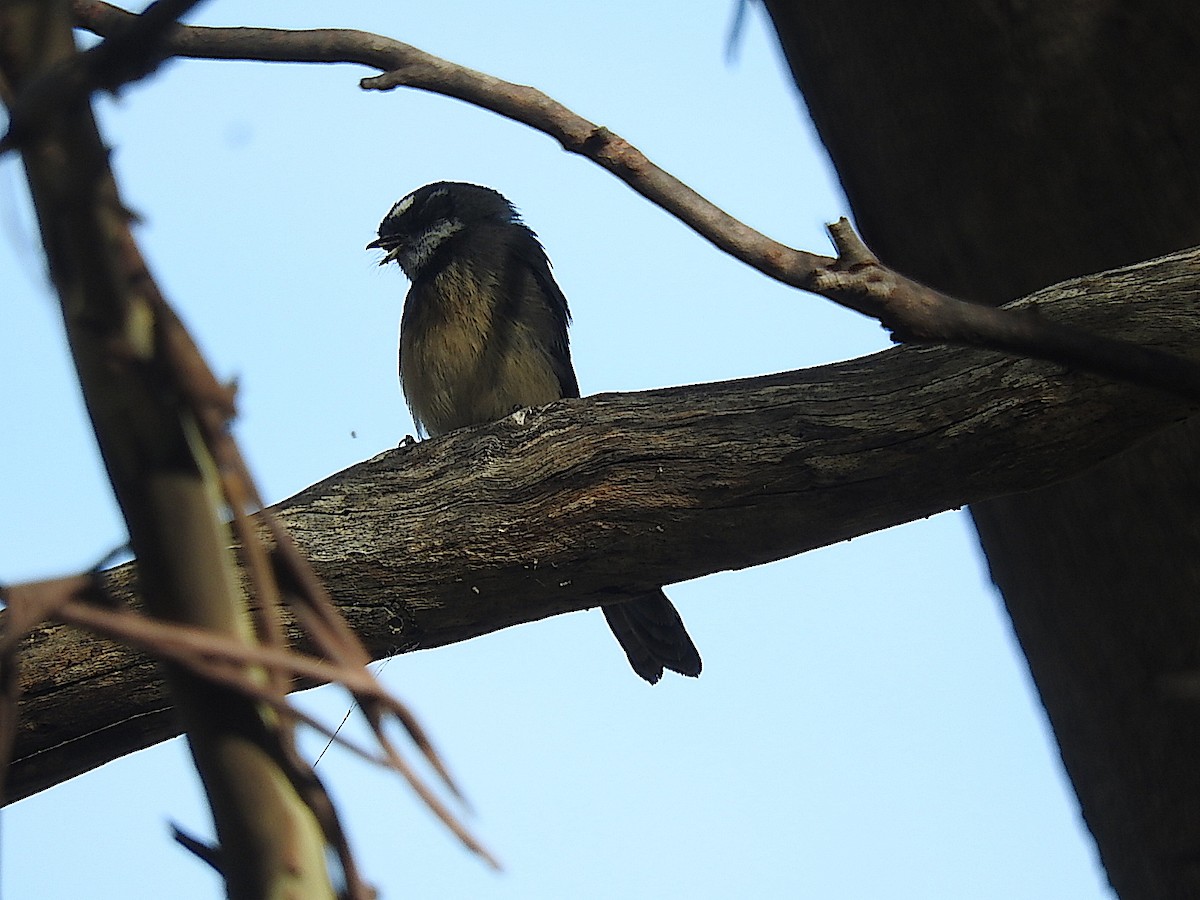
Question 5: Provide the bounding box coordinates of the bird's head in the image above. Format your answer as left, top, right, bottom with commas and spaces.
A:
367, 181, 520, 279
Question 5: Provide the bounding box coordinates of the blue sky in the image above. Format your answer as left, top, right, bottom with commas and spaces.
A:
1, 2, 1113, 898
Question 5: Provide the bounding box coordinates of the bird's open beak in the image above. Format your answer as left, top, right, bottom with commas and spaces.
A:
367, 238, 404, 266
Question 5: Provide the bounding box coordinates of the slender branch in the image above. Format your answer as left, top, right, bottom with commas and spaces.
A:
52, 594, 495, 867
68, 3, 819, 276
0, 567, 490, 865
66, 2, 1200, 404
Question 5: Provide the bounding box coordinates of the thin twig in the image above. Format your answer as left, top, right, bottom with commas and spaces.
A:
56, 596, 498, 867
53, 593, 464, 798
171, 823, 223, 874
0, 573, 491, 864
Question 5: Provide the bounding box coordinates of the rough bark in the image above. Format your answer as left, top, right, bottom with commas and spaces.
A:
8, 248, 1200, 804
762, 3, 1200, 898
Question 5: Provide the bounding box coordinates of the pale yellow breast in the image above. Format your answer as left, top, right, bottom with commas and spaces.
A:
400, 265, 563, 436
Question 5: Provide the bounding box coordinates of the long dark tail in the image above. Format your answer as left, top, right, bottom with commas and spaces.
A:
602, 589, 702, 684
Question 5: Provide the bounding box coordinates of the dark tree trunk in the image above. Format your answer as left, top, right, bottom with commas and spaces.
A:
762, 3, 1200, 898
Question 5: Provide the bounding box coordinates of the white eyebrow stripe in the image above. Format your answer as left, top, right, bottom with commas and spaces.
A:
388, 193, 419, 218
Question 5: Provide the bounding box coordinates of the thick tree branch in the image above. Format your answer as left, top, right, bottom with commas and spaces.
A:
8, 245, 1200, 803
67, 2, 1200, 404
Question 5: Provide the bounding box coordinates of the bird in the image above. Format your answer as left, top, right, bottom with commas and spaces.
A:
368, 181, 702, 684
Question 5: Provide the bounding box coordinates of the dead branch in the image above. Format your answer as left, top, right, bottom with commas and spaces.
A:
63, 1, 1200, 403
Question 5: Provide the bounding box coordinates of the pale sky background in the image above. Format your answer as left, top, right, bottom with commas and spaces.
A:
1, 2, 1114, 898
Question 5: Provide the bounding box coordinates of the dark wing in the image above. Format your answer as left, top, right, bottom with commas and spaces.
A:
513, 228, 580, 400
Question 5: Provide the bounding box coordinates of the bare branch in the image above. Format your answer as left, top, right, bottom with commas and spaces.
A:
53, 595, 497, 868
68, 2, 1200, 406
0, 569, 495, 865
815, 219, 1200, 401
